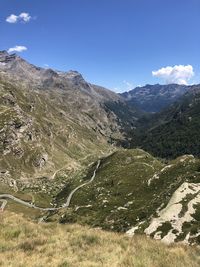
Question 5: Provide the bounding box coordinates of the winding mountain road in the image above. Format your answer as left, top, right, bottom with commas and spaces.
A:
0, 160, 101, 212
63, 160, 100, 208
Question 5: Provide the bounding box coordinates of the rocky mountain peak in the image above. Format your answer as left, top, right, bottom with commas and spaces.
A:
0, 50, 9, 57
64, 70, 85, 83
121, 84, 189, 113
66, 70, 82, 76
0, 50, 18, 64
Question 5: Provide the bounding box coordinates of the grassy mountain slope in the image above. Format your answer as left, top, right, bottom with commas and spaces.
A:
0, 79, 113, 190
0, 51, 139, 195
49, 149, 200, 244
1, 211, 200, 267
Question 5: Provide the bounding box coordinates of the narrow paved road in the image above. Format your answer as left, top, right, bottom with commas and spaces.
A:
0, 194, 58, 211
63, 160, 100, 207
0, 160, 100, 211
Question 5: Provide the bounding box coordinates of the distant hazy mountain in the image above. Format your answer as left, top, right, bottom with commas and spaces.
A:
132, 84, 200, 158
121, 84, 189, 113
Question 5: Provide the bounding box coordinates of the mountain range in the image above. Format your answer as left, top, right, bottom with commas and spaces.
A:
0, 50, 137, 183
121, 83, 189, 113
1, 51, 200, 245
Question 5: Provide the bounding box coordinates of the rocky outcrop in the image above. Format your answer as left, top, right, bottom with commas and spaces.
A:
33, 153, 48, 168
144, 182, 200, 245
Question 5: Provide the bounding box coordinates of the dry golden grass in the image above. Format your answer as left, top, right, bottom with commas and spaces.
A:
0, 211, 200, 267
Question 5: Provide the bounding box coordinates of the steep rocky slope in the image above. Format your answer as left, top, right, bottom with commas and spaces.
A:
0, 51, 138, 193
121, 84, 189, 113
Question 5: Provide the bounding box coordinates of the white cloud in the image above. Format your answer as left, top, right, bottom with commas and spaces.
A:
152, 65, 194, 85
6, 12, 32, 23
19, 12, 31, 22
8, 46, 27, 53
6, 14, 18, 23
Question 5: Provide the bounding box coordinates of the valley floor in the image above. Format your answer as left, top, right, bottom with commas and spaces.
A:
0, 211, 200, 267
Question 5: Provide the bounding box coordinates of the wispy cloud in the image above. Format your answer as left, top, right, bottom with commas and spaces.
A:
114, 80, 135, 93
152, 65, 194, 85
8, 45, 27, 53
123, 80, 134, 91
6, 12, 32, 23
19, 13, 31, 22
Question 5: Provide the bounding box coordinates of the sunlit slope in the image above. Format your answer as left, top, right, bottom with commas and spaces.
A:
0, 51, 139, 190
0, 211, 200, 267
53, 149, 200, 244
0, 79, 112, 184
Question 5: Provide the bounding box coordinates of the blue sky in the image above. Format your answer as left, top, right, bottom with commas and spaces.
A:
1, 0, 200, 92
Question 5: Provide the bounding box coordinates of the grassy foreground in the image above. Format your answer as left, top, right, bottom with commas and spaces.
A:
0, 212, 200, 267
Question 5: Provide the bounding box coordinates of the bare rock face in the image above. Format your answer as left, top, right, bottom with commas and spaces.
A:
144, 181, 200, 245
0, 101, 34, 155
